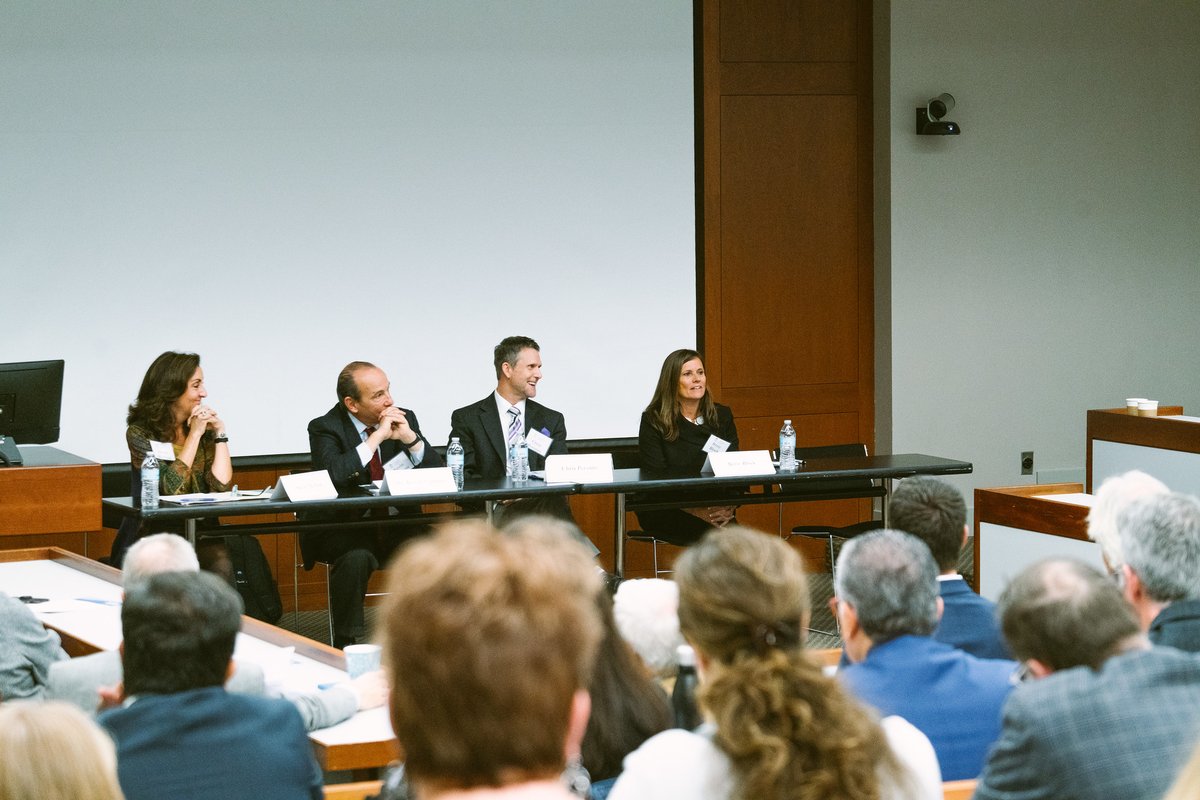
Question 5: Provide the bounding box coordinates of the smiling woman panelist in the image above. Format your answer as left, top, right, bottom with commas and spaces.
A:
635, 348, 739, 547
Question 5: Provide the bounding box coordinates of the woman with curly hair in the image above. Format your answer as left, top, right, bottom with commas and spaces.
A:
609, 526, 941, 800
111, 351, 232, 569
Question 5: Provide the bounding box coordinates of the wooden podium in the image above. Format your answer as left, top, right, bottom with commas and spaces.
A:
0, 446, 101, 552
1087, 406, 1200, 494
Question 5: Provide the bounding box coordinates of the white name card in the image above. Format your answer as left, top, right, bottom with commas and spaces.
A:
148, 440, 176, 461
703, 450, 775, 477
525, 428, 553, 457
545, 454, 614, 484
381, 467, 458, 496
270, 470, 339, 502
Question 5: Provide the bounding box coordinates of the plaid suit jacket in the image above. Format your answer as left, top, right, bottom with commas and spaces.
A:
975, 645, 1200, 800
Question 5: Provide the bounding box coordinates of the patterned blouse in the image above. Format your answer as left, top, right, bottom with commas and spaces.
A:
126, 423, 231, 495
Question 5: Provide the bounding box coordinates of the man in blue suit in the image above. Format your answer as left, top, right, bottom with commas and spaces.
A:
836, 529, 1017, 781
889, 475, 1010, 659
99, 571, 322, 800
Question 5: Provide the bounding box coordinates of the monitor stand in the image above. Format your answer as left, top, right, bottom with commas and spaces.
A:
0, 436, 23, 466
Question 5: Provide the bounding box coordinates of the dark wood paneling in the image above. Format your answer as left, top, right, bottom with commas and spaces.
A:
701, 0, 873, 531
719, 0, 856, 63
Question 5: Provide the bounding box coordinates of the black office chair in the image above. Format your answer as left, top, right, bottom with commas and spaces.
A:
785, 443, 887, 635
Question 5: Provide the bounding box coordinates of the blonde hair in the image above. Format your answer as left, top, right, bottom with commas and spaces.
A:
380, 519, 603, 789
676, 526, 904, 800
0, 701, 125, 800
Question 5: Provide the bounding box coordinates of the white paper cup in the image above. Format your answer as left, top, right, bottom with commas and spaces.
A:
1138, 400, 1159, 417
1126, 398, 1145, 415
343, 643, 382, 678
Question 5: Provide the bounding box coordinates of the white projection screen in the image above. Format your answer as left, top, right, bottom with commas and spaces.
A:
1, 1, 695, 463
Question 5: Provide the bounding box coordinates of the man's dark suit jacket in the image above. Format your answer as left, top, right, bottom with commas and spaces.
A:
1149, 599, 1200, 653
303, 403, 442, 566
448, 394, 568, 479
100, 686, 322, 800
936, 577, 1011, 660
308, 403, 441, 489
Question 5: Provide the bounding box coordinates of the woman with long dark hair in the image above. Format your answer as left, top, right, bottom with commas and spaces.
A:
610, 527, 941, 800
636, 349, 738, 546
126, 351, 231, 495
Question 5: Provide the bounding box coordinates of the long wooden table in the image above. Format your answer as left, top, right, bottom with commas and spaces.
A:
0, 546, 396, 772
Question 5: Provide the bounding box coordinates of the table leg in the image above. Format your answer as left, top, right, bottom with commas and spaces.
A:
184, 517, 197, 547
485, 500, 495, 524
881, 478, 892, 527
614, 493, 626, 579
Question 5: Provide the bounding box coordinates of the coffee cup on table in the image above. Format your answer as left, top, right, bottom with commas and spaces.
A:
1138, 400, 1159, 417
343, 643, 382, 678
1126, 398, 1145, 415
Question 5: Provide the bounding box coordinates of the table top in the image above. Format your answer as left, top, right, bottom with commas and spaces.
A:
104, 452, 972, 521
0, 547, 393, 771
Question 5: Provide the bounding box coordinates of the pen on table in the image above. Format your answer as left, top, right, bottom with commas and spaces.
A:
18, 595, 49, 604
77, 597, 121, 606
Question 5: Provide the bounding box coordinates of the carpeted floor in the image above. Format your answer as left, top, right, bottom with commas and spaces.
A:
278, 537, 978, 654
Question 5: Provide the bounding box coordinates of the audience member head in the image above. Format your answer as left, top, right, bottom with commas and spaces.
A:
1117, 492, 1200, 628
998, 558, 1142, 676
644, 349, 716, 443
122, 533, 199, 587
1087, 470, 1168, 571
580, 588, 671, 783
675, 526, 905, 799
834, 529, 940, 660
380, 519, 602, 794
0, 701, 125, 800
887, 475, 968, 572
612, 578, 685, 679
126, 351, 202, 439
120, 571, 241, 697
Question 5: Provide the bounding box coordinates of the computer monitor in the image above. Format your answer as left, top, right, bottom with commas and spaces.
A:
0, 359, 65, 466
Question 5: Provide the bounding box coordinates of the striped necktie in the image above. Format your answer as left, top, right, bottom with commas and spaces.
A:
506, 407, 522, 447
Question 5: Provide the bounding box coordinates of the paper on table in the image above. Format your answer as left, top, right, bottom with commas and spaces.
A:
159, 489, 273, 505
1159, 415, 1200, 423
1037, 492, 1094, 508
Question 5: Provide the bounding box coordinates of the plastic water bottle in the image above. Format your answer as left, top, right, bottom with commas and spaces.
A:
672, 644, 701, 730
447, 436, 465, 489
511, 435, 530, 484
779, 419, 797, 472
140, 452, 160, 509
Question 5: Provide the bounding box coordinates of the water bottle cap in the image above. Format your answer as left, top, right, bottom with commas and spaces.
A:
450, 436, 459, 443
784, 419, 792, 425
676, 644, 696, 666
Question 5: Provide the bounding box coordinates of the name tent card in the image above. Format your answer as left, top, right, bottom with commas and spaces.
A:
270, 470, 339, 501
148, 440, 176, 461
703, 450, 775, 477
381, 467, 458, 496
545, 454, 614, 485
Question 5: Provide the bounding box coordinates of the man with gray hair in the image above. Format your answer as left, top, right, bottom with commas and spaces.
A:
48, 533, 383, 729
1117, 491, 1200, 652
835, 529, 1016, 781
976, 556, 1200, 800
1086, 469, 1169, 572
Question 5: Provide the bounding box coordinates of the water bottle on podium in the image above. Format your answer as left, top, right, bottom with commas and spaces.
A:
511, 435, 530, 485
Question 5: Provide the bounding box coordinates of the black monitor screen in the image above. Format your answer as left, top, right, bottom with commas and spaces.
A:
0, 359, 65, 444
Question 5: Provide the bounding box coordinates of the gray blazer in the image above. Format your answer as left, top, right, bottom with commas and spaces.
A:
47, 651, 356, 732
0, 592, 68, 701
976, 645, 1200, 800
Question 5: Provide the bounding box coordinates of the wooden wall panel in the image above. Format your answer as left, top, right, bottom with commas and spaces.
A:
701, 0, 874, 536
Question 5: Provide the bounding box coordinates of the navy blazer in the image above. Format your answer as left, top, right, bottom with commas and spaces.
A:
100, 686, 322, 800
448, 394, 568, 479
976, 646, 1200, 800
936, 577, 1011, 660
839, 634, 1017, 781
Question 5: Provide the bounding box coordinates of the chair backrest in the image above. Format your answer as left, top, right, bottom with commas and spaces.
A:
942, 778, 978, 800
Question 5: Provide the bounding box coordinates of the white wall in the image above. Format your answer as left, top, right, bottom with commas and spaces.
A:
886, 1, 1200, 505
0, 1, 694, 462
